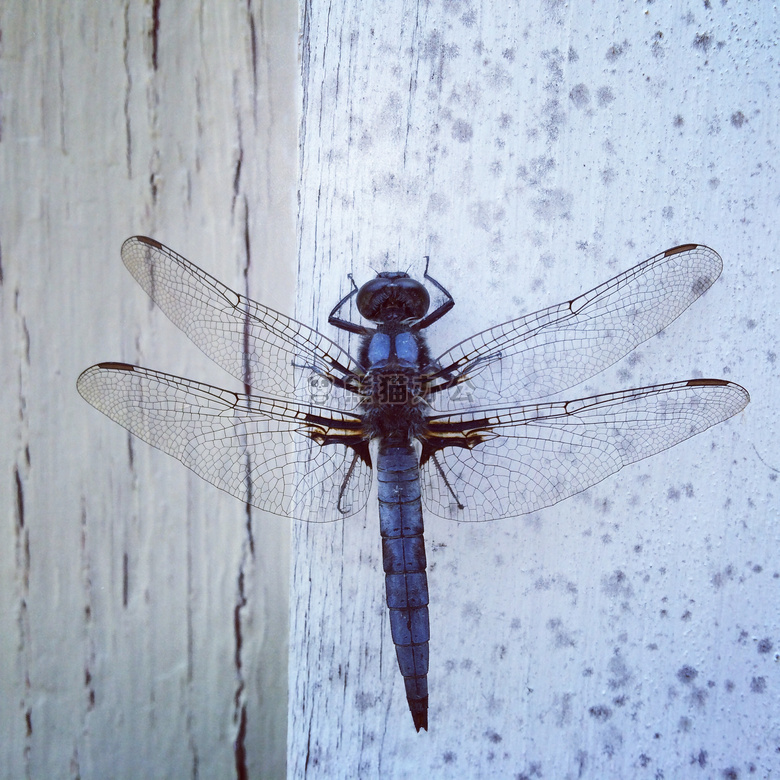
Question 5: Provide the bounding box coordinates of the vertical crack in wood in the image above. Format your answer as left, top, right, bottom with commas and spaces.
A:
122, 551, 129, 608
81, 499, 95, 711
299, 0, 311, 176
231, 68, 244, 217
14, 466, 24, 531
123, 1, 133, 178
233, 568, 249, 780
234, 702, 249, 780
246, 0, 258, 101
150, 0, 161, 71
15, 463, 31, 763
241, 197, 256, 556
0, 20, 4, 144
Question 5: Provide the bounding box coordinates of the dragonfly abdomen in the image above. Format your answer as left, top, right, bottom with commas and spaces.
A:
377, 439, 430, 732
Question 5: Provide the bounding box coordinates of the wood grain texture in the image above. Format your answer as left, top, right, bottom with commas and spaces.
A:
0, 2, 296, 778
291, 1, 773, 777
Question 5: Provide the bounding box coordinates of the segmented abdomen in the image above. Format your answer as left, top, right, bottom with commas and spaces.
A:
377, 438, 430, 732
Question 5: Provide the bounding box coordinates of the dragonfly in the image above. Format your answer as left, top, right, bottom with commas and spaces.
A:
77, 237, 749, 732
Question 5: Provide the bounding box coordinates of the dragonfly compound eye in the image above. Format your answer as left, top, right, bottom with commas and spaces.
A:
356, 273, 431, 322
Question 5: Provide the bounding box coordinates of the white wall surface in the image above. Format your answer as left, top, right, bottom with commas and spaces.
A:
1, 3, 297, 778
293, 1, 775, 778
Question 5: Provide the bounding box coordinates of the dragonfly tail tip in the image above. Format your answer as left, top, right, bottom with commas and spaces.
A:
410, 702, 428, 732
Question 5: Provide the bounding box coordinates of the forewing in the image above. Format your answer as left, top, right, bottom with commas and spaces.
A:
431, 245, 723, 410
77, 363, 372, 522
121, 236, 362, 409
421, 379, 749, 521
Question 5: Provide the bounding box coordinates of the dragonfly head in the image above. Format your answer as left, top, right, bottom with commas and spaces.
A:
356, 272, 430, 323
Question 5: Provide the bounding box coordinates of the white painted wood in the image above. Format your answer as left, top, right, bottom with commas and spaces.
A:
292, 1, 775, 777
1, 2, 296, 778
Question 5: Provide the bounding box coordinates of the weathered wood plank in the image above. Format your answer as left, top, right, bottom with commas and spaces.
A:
0, 2, 296, 778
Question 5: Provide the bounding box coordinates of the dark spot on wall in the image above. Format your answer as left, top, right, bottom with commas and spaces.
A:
522, 155, 556, 185
750, 676, 766, 693
689, 687, 708, 708
502, 48, 515, 62
722, 768, 739, 779
693, 32, 713, 51
711, 565, 736, 589
484, 729, 502, 743
757, 638, 773, 654
677, 665, 699, 684
639, 753, 651, 767
724, 679, 735, 692
730, 111, 746, 128
588, 704, 612, 721
597, 86, 615, 106
662, 206, 674, 220
442, 751, 456, 763
673, 114, 684, 127
547, 617, 576, 648
354, 692, 376, 713
516, 761, 543, 779
452, 119, 473, 142
605, 41, 627, 61
709, 177, 720, 189
651, 31, 664, 58
541, 98, 565, 142
601, 168, 616, 185
678, 716, 692, 732
531, 188, 573, 222
542, 48, 564, 90
602, 570, 633, 598
542, 0, 566, 22
608, 651, 631, 689
569, 83, 590, 108
692, 749, 707, 767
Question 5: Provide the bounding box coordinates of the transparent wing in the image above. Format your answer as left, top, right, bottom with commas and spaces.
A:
431, 245, 723, 410
421, 379, 749, 521
77, 363, 372, 522
121, 236, 363, 409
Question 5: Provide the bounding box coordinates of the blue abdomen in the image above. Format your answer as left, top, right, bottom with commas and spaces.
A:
377, 439, 429, 731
